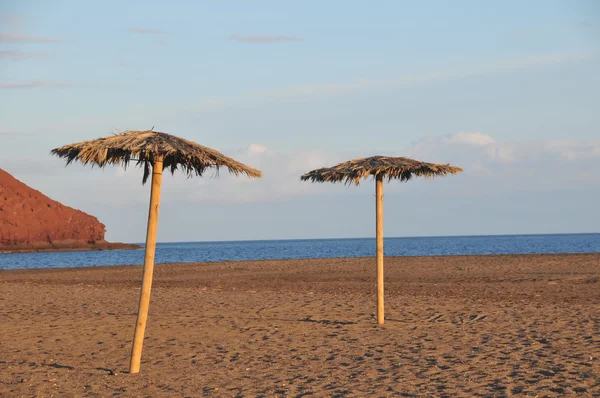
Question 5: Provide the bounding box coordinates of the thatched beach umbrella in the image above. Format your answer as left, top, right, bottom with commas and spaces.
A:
52, 130, 262, 373
301, 156, 462, 325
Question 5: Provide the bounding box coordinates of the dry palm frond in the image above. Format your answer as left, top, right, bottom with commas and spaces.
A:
300, 155, 462, 185
51, 130, 262, 184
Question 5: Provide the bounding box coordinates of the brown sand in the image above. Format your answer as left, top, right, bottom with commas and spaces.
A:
1, 254, 599, 397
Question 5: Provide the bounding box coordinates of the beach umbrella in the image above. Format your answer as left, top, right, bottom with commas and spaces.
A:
301, 156, 462, 325
51, 130, 262, 373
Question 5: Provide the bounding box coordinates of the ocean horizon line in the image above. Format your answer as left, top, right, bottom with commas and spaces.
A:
134, 231, 600, 246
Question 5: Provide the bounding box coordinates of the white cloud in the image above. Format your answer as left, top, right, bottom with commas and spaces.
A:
176, 148, 344, 203
444, 132, 496, 146
4, 133, 598, 211
543, 140, 600, 161
0, 32, 59, 43
402, 132, 600, 196
238, 52, 595, 101
495, 146, 517, 163
0, 81, 71, 89
159, 52, 596, 115
468, 161, 494, 177
247, 144, 267, 155
0, 15, 59, 46
0, 50, 52, 60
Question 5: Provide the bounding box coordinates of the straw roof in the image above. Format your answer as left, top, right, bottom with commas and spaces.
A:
300, 155, 462, 185
51, 130, 262, 184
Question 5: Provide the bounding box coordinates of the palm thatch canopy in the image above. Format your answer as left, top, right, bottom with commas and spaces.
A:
300, 155, 463, 185
51, 130, 262, 184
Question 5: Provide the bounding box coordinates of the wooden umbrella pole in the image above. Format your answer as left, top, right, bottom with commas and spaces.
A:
129, 156, 164, 374
376, 174, 384, 325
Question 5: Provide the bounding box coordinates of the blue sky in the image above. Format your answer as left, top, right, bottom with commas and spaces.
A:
1, 1, 599, 242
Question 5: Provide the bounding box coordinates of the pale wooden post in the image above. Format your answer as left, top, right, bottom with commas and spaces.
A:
129, 156, 164, 374
376, 174, 384, 325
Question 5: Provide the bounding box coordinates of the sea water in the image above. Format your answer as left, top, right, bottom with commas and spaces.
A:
0, 233, 598, 270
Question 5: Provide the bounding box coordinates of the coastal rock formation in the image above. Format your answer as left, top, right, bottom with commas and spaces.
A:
0, 168, 138, 252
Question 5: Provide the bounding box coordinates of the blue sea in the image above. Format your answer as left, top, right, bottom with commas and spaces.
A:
0, 233, 598, 271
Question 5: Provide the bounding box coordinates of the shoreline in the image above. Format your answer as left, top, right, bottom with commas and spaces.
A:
0, 241, 142, 254
0, 251, 598, 272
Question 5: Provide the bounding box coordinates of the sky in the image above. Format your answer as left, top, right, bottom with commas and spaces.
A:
0, 0, 599, 243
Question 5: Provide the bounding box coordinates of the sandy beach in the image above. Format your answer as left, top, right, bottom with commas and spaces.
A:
1, 254, 599, 397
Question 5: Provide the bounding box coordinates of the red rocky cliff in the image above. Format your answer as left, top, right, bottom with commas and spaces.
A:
0, 168, 137, 252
